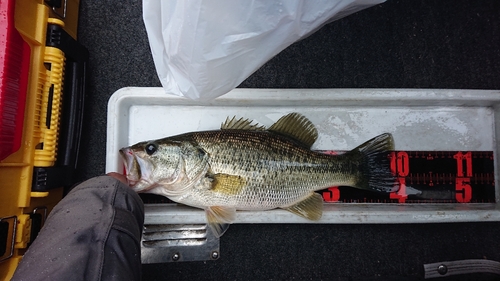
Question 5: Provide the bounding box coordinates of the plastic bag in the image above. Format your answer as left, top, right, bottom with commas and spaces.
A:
143, 0, 385, 101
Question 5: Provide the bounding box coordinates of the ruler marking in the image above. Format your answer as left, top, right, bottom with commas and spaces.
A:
317, 150, 495, 204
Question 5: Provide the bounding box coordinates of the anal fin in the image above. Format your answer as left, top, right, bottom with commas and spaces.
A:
282, 193, 323, 221
205, 206, 236, 237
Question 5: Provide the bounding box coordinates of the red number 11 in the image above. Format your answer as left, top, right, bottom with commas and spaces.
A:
454, 152, 473, 203
454, 151, 472, 177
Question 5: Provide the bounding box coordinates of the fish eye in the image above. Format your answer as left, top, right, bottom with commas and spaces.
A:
145, 143, 158, 155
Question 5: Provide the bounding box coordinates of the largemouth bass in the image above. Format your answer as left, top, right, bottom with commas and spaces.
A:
120, 113, 397, 237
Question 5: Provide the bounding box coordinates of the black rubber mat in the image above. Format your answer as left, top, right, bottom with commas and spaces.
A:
76, 1, 500, 280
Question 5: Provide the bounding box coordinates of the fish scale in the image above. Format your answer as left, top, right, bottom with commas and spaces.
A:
187, 130, 355, 206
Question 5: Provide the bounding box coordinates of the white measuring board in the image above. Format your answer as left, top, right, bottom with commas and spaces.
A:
106, 88, 500, 225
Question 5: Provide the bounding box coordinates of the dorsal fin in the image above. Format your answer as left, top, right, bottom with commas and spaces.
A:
268, 113, 318, 148
221, 116, 265, 130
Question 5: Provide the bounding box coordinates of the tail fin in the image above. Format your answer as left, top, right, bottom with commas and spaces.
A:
348, 133, 398, 193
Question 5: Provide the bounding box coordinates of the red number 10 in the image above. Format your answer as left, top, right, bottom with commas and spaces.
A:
390, 152, 409, 203
390, 151, 409, 177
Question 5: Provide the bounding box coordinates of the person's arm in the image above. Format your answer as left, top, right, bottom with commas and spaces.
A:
12, 174, 144, 281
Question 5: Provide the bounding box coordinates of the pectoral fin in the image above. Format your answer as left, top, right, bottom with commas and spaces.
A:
282, 193, 323, 221
205, 206, 236, 237
210, 173, 246, 195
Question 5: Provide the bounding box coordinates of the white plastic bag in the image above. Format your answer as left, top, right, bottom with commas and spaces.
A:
143, 0, 385, 101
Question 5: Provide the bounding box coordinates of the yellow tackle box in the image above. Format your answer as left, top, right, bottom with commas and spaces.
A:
0, 0, 88, 279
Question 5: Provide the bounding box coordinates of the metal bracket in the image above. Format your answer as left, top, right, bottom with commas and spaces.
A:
29, 207, 48, 244
33, 206, 48, 224
141, 224, 220, 263
50, 0, 67, 19
0, 216, 17, 262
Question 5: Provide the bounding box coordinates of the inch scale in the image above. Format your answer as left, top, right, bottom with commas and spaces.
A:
139, 151, 496, 204
320, 151, 495, 204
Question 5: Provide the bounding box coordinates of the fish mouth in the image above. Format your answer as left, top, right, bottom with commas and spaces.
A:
119, 148, 140, 187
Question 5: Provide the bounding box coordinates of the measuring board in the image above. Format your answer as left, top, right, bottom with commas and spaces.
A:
320, 150, 495, 203
138, 151, 495, 204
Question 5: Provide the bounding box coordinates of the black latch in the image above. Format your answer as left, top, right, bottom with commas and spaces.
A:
32, 22, 88, 192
